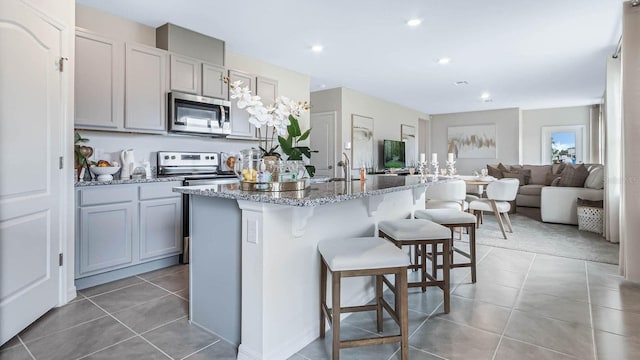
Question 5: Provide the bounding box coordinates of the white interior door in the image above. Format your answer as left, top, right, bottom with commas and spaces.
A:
0, 0, 62, 345
310, 112, 336, 177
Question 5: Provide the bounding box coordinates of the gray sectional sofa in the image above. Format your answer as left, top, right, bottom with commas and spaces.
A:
486, 163, 604, 225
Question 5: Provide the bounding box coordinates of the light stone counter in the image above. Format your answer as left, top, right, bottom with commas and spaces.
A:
74, 176, 184, 187
174, 175, 435, 207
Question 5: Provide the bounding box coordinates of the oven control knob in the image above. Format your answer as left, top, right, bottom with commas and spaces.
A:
171, 156, 176, 159
205, 156, 209, 160
164, 155, 169, 160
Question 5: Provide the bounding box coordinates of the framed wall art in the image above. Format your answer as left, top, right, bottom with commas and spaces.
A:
351, 114, 374, 169
447, 124, 497, 159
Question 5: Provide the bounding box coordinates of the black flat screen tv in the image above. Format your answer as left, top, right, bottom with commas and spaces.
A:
383, 140, 406, 168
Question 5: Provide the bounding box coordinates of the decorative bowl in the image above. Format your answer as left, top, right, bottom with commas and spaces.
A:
90, 166, 121, 181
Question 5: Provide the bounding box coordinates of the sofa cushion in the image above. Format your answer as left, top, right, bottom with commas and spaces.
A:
487, 164, 504, 179
522, 165, 552, 185
584, 165, 604, 190
502, 172, 525, 185
509, 166, 532, 184
519, 184, 545, 196
559, 164, 589, 187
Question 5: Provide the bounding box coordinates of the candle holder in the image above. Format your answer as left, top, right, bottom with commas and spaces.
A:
418, 161, 428, 182
445, 160, 456, 176
430, 160, 439, 181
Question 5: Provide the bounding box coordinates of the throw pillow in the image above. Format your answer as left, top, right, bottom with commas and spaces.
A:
584, 166, 605, 190
487, 165, 503, 179
559, 164, 590, 187
545, 173, 558, 186
552, 163, 567, 175
502, 172, 525, 185
497, 163, 508, 172
550, 176, 562, 186
509, 166, 531, 184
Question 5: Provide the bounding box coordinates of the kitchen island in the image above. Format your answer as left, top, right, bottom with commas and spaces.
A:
174, 176, 436, 360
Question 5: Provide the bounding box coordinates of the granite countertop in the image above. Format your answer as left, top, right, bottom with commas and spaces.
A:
174, 175, 444, 207
75, 176, 184, 187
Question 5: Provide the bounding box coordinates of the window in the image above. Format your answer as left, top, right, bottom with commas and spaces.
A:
541, 125, 586, 164
551, 132, 576, 163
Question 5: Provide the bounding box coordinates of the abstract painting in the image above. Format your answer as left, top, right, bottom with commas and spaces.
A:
447, 124, 497, 159
351, 114, 374, 169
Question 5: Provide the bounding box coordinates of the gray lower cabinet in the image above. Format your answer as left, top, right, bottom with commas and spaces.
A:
79, 202, 134, 274
139, 197, 182, 260
75, 182, 182, 279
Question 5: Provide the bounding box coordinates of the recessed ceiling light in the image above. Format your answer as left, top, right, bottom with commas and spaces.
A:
311, 45, 323, 52
406, 19, 422, 26
480, 92, 491, 100
319, 84, 327, 89
437, 57, 451, 65
454, 81, 469, 86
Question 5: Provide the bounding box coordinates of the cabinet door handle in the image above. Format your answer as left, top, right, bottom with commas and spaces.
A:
328, 165, 333, 169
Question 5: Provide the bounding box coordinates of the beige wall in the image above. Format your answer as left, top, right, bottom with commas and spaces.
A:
76, 4, 155, 45
311, 87, 429, 172
430, 108, 521, 174
521, 105, 592, 164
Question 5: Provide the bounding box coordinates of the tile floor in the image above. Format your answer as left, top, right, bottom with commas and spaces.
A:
2, 243, 640, 360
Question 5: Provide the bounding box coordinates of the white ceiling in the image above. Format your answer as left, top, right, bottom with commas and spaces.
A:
76, 0, 622, 115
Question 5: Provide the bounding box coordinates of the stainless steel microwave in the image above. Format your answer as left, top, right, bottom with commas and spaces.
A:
168, 91, 231, 136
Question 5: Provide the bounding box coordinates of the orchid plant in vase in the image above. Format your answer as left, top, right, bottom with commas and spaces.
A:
228, 78, 316, 176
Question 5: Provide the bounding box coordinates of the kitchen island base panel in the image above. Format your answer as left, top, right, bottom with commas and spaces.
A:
190, 196, 242, 346
188, 187, 425, 360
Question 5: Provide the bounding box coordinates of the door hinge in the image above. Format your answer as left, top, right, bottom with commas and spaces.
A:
59, 57, 68, 72
59, 156, 64, 169
59, 253, 63, 266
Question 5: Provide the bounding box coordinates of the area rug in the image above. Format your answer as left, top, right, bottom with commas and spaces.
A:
460, 213, 619, 265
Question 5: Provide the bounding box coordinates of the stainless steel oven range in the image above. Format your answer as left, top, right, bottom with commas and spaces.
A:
157, 151, 239, 263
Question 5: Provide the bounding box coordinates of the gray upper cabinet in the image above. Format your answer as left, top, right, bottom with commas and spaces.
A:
125, 43, 169, 133
228, 69, 256, 138
202, 62, 228, 99
170, 54, 200, 94
74, 29, 124, 130
256, 76, 278, 141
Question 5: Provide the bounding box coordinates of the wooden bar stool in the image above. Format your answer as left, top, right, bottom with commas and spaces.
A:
378, 219, 452, 313
414, 208, 478, 283
318, 236, 410, 360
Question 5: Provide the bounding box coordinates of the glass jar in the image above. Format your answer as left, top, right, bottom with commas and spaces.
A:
237, 149, 262, 182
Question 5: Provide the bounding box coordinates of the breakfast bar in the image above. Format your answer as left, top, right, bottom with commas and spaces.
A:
174, 176, 435, 360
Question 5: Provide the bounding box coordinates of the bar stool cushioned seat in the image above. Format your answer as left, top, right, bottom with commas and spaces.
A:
318, 236, 410, 271
378, 219, 452, 313
415, 208, 478, 283
318, 237, 410, 360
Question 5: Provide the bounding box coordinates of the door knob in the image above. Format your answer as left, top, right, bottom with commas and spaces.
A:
328, 165, 333, 169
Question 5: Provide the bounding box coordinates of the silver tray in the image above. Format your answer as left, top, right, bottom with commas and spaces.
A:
240, 179, 310, 192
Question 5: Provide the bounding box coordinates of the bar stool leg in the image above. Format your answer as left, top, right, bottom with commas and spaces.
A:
320, 260, 327, 338
398, 270, 409, 360
376, 275, 383, 333
443, 240, 451, 314
421, 243, 427, 292
470, 224, 477, 283
332, 271, 341, 360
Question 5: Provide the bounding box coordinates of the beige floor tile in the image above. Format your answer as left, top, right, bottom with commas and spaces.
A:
432, 295, 511, 334
452, 282, 520, 308
595, 330, 640, 360
514, 290, 591, 326
495, 337, 577, 360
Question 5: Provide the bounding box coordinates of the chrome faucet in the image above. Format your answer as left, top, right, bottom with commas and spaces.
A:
337, 152, 351, 183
